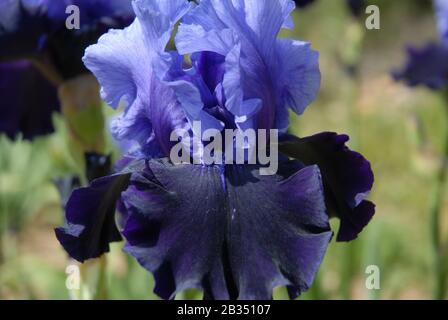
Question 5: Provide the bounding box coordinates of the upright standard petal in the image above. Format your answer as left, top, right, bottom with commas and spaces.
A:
122, 159, 332, 300
0, 61, 59, 140
435, 0, 448, 45
83, 0, 191, 157
279, 133, 375, 241
176, 0, 320, 131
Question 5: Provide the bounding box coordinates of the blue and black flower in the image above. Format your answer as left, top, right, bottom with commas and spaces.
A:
0, 0, 134, 139
56, 0, 375, 300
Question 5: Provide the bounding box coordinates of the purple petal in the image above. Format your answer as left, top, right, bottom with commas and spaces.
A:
122, 159, 332, 300
83, 0, 191, 157
0, 61, 59, 140
393, 43, 448, 90
0, 0, 135, 79
0, 0, 49, 60
280, 132, 375, 242
55, 173, 130, 262
176, 0, 320, 131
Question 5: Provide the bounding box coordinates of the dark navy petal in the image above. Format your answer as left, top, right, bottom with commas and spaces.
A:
55, 158, 147, 262
279, 132, 375, 242
55, 173, 130, 262
0, 61, 59, 140
393, 43, 448, 90
0, 0, 135, 79
122, 159, 332, 300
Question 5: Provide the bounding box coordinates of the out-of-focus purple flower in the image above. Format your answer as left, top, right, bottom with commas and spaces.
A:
56, 0, 375, 300
0, 60, 59, 139
393, 43, 448, 90
393, 0, 448, 90
0, 0, 135, 139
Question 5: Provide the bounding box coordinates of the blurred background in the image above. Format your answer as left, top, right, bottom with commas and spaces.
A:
0, 0, 447, 299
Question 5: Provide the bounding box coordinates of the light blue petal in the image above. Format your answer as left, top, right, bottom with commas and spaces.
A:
276, 39, 321, 116
83, 20, 148, 110
435, 0, 448, 45
176, 0, 317, 131
168, 78, 224, 132
83, 0, 191, 156
132, 0, 192, 52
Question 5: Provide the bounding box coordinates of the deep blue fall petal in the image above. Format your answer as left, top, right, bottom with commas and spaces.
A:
55, 158, 146, 262
55, 174, 130, 262
0, 61, 59, 140
393, 43, 448, 90
121, 159, 332, 300
279, 132, 375, 242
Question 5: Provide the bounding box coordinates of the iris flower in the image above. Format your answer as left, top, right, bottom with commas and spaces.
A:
393, 0, 448, 90
56, 0, 375, 300
0, 0, 134, 140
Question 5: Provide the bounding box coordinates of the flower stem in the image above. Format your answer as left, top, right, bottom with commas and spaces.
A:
430, 96, 448, 300
94, 256, 109, 300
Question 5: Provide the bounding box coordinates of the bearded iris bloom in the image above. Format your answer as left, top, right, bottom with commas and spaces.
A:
393, 0, 448, 90
56, 0, 375, 300
0, 0, 134, 140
